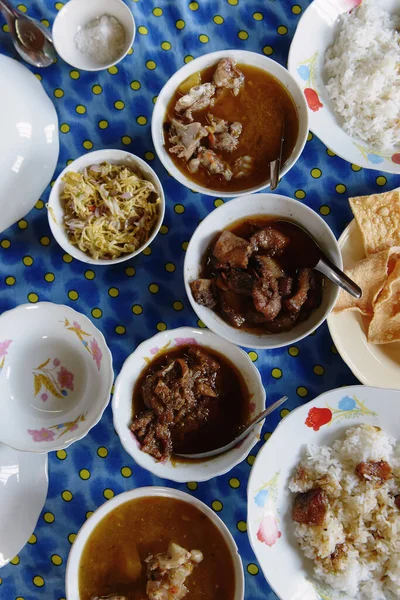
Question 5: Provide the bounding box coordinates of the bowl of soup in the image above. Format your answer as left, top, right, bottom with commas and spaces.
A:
184, 194, 342, 349
112, 326, 266, 482
151, 50, 308, 197
66, 486, 245, 600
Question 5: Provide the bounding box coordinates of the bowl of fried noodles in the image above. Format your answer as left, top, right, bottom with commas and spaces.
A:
47, 149, 165, 265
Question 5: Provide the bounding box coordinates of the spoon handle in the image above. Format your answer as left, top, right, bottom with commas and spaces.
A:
316, 256, 362, 299
236, 395, 288, 441
0, 0, 19, 18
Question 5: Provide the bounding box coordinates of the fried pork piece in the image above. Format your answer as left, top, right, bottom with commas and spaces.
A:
250, 226, 290, 256
213, 230, 252, 269
146, 542, 203, 600
213, 58, 245, 96
217, 269, 253, 296
355, 460, 392, 484
189, 278, 217, 308
395, 495, 400, 509
285, 268, 312, 314
252, 276, 282, 321
292, 487, 328, 526
207, 114, 243, 152
168, 119, 208, 161
174, 83, 216, 122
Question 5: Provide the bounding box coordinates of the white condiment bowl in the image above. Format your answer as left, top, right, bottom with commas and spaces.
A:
184, 194, 342, 349
52, 0, 135, 72
112, 327, 266, 483
65, 486, 245, 600
48, 149, 165, 266
151, 49, 309, 198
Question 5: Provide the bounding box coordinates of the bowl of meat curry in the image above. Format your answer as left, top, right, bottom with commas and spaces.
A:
66, 486, 245, 600
112, 327, 265, 482
184, 193, 342, 349
151, 50, 308, 197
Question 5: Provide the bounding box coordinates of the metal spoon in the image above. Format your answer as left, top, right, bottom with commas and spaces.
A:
175, 395, 288, 460
283, 221, 362, 299
0, 0, 56, 67
270, 110, 285, 191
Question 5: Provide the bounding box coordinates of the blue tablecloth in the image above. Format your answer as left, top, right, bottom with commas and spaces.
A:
0, 1, 397, 598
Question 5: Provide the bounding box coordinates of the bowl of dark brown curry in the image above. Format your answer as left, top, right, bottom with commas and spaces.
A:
66, 486, 245, 600
112, 327, 266, 482
151, 50, 309, 197
184, 194, 342, 349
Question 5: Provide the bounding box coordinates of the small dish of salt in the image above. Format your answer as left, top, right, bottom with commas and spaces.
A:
52, 0, 135, 71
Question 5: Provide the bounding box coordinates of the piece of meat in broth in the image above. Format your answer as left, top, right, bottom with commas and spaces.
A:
233, 155, 254, 179
213, 58, 245, 96
168, 119, 208, 161
255, 255, 285, 279
250, 226, 290, 255
207, 114, 243, 153
285, 268, 312, 314
217, 270, 254, 296
252, 276, 282, 321
174, 82, 216, 122
292, 488, 328, 526
213, 230, 252, 269
189, 278, 217, 308
146, 542, 203, 600
197, 148, 233, 181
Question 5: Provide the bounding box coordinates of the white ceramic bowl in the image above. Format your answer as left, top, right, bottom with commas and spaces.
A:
151, 49, 309, 198
66, 486, 245, 600
184, 194, 342, 349
0, 55, 59, 234
112, 327, 266, 482
52, 0, 135, 71
0, 303, 113, 453
48, 149, 165, 265
288, 0, 400, 173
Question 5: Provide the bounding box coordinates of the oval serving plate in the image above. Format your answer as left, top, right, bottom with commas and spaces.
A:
247, 385, 400, 600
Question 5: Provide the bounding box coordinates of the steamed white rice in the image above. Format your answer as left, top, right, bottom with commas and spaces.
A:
324, 0, 400, 150
289, 425, 400, 599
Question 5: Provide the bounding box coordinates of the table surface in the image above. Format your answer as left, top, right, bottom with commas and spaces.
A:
0, 1, 397, 599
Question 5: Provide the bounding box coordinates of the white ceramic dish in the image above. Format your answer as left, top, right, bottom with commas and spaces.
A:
66, 486, 245, 600
327, 220, 400, 388
112, 327, 266, 483
0, 55, 59, 234
288, 0, 400, 174
0, 444, 48, 568
247, 385, 400, 600
48, 149, 165, 265
52, 0, 135, 71
184, 194, 341, 349
0, 303, 113, 453
151, 49, 309, 197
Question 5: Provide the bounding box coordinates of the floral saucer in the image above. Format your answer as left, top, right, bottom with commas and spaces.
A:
288, 0, 400, 174
247, 385, 400, 600
0, 303, 113, 452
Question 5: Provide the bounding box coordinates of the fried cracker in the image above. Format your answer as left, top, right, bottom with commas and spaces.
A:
368, 260, 400, 344
349, 190, 400, 255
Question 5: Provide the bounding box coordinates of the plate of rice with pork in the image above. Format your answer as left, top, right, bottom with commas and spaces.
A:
247, 385, 400, 600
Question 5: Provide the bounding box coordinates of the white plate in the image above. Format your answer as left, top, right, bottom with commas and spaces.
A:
327, 220, 400, 388
288, 0, 400, 174
247, 385, 400, 600
0, 303, 113, 452
0, 444, 48, 568
112, 327, 265, 482
0, 55, 59, 233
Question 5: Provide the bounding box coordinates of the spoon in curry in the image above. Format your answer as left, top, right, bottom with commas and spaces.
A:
280, 221, 362, 299
175, 395, 288, 460
0, 0, 56, 67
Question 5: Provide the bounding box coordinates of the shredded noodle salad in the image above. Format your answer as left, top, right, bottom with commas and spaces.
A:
61, 162, 160, 260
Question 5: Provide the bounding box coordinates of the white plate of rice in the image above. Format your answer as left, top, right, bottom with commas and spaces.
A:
288, 0, 400, 173
247, 385, 400, 600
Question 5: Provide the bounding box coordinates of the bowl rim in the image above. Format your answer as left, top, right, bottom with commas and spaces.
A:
151, 48, 309, 198
0, 302, 114, 453
65, 485, 245, 600
52, 0, 136, 72
112, 326, 266, 482
47, 149, 165, 266
183, 193, 342, 349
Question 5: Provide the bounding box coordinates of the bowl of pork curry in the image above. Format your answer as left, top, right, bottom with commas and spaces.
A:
151, 50, 309, 197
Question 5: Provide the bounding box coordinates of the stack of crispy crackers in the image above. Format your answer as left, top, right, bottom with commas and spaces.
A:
334, 189, 400, 344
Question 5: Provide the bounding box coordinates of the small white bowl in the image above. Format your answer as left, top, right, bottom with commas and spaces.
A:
112, 327, 266, 483
0, 303, 113, 453
184, 194, 342, 349
65, 486, 245, 600
48, 149, 165, 266
151, 49, 309, 198
52, 0, 135, 72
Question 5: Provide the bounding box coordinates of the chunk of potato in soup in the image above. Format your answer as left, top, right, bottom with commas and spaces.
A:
78, 496, 236, 600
